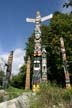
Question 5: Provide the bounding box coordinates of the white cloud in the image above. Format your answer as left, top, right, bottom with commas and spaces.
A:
0, 48, 25, 75
12, 48, 25, 75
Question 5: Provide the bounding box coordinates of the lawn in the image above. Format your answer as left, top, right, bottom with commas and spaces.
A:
6, 86, 24, 100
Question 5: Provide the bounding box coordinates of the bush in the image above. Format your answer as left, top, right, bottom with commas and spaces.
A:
30, 82, 72, 108
10, 73, 26, 89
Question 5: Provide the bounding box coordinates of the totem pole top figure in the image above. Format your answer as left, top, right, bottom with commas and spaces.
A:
26, 11, 53, 24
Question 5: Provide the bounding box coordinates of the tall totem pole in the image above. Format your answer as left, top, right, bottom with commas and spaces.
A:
26, 11, 53, 92
2, 51, 14, 89
6, 51, 14, 82
25, 56, 31, 90
42, 46, 47, 82
60, 37, 71, 88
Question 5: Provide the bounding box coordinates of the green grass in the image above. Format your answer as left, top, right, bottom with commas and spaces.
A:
0, 86, 32, 102
6, 86, 24, 100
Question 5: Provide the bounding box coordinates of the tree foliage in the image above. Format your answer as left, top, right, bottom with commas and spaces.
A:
0, 70, 5, 77
0, 70, 5, 86
10, 65, 26, 89
25, 12, 72, 87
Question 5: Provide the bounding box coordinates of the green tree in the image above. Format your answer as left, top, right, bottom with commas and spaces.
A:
10, 64, 26, 89
0, 70, 5, 77
0, 70, 5, 86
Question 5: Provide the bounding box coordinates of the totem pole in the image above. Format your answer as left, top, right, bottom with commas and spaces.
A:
25, 56, 30, 90
42, 46, 47, 82
60, 37, 71, 88
6, 51, 14, 82
2, 51, 13, 89
26, 11, 53, 92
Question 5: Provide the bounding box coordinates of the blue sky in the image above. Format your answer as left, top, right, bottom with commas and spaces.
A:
0, 0, 72, 74
0, 0, 71, 53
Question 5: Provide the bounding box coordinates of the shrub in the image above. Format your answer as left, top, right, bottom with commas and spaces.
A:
30, 82, 72, 108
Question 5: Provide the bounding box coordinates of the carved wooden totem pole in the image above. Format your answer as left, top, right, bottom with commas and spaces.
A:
6, 51, 14, 82
42, 46, 47, 82
2, 51, 14, 89
26, 11, 53, 92
25, 56, 31, 90
60, 37, 71, 88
